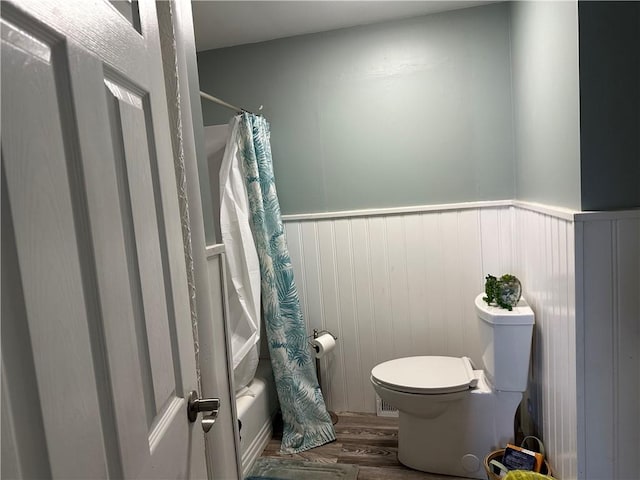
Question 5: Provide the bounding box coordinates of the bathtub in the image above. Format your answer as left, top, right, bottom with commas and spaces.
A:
236, 359, 279, 476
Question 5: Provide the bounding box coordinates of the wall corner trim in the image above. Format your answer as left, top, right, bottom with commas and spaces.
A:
283, 199, 580, 223
574, 209, 640, 223
511, 200, 577, 221
282, 200, 513, 222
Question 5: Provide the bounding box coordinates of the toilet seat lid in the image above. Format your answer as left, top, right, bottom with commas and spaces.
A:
371, 356, 477, 394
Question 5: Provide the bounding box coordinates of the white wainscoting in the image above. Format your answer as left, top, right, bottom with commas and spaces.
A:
253, 201, 639, 480
283, 201, 586, 479
512, 205, 577, 480
283, 203, 513, 413
574, 212, 640, 480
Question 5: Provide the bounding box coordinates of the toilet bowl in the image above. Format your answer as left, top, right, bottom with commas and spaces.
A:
370, 294, 534, 479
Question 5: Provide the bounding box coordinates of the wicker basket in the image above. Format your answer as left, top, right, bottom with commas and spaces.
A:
484, 449, 554, 480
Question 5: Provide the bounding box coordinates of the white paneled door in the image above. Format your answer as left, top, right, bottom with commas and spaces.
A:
1, 1, 207, 479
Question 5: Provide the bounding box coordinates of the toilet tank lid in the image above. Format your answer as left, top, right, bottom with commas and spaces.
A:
475, 293, 534, 325
371, 356, 478, 394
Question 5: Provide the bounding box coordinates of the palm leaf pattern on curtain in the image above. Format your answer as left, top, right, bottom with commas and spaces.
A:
236, 113, 335, 453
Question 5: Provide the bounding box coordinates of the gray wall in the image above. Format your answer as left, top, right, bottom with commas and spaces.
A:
198, 3, 515, 215
510, 1, 582, 210
578, 1, 640, 211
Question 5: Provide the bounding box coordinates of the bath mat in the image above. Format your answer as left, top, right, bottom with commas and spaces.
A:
246, 457, 358, 480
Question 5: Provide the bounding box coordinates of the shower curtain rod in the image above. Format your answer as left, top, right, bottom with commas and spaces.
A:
199, 90, 254, 115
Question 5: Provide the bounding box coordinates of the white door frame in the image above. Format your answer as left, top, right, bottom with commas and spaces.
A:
161, 1, 242, 478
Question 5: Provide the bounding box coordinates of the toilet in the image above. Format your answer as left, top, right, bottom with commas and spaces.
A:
370, 293, 534, 479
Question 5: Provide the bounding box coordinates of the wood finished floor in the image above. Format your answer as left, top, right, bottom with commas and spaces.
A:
260, 412, 468, 480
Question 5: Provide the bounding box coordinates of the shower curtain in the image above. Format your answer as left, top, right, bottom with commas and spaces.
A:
233, 112, 336, 453
219, 122, 261, 391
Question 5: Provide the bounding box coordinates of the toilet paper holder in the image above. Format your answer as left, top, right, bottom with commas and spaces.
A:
308, 329, 337, 352
308, 329, 339, 425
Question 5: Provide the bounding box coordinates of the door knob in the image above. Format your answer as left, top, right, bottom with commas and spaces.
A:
187, 391, 220, 433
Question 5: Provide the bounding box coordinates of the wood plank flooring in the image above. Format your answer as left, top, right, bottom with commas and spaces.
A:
260, 412, 468, 480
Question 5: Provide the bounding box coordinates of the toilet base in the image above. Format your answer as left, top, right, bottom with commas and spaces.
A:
396, 390, 522, 479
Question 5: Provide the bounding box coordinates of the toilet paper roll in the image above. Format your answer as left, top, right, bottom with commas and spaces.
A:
312, 333, 336, 359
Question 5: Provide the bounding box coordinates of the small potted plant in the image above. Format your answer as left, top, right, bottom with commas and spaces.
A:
483, 274, 522, 311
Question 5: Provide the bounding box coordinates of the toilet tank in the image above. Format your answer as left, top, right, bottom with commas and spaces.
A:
475, 293, 534, 392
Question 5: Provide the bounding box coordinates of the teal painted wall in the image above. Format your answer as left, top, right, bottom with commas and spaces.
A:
578, 1, 640, 210
198, 3, 515, 215
510, 1, 582, 210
